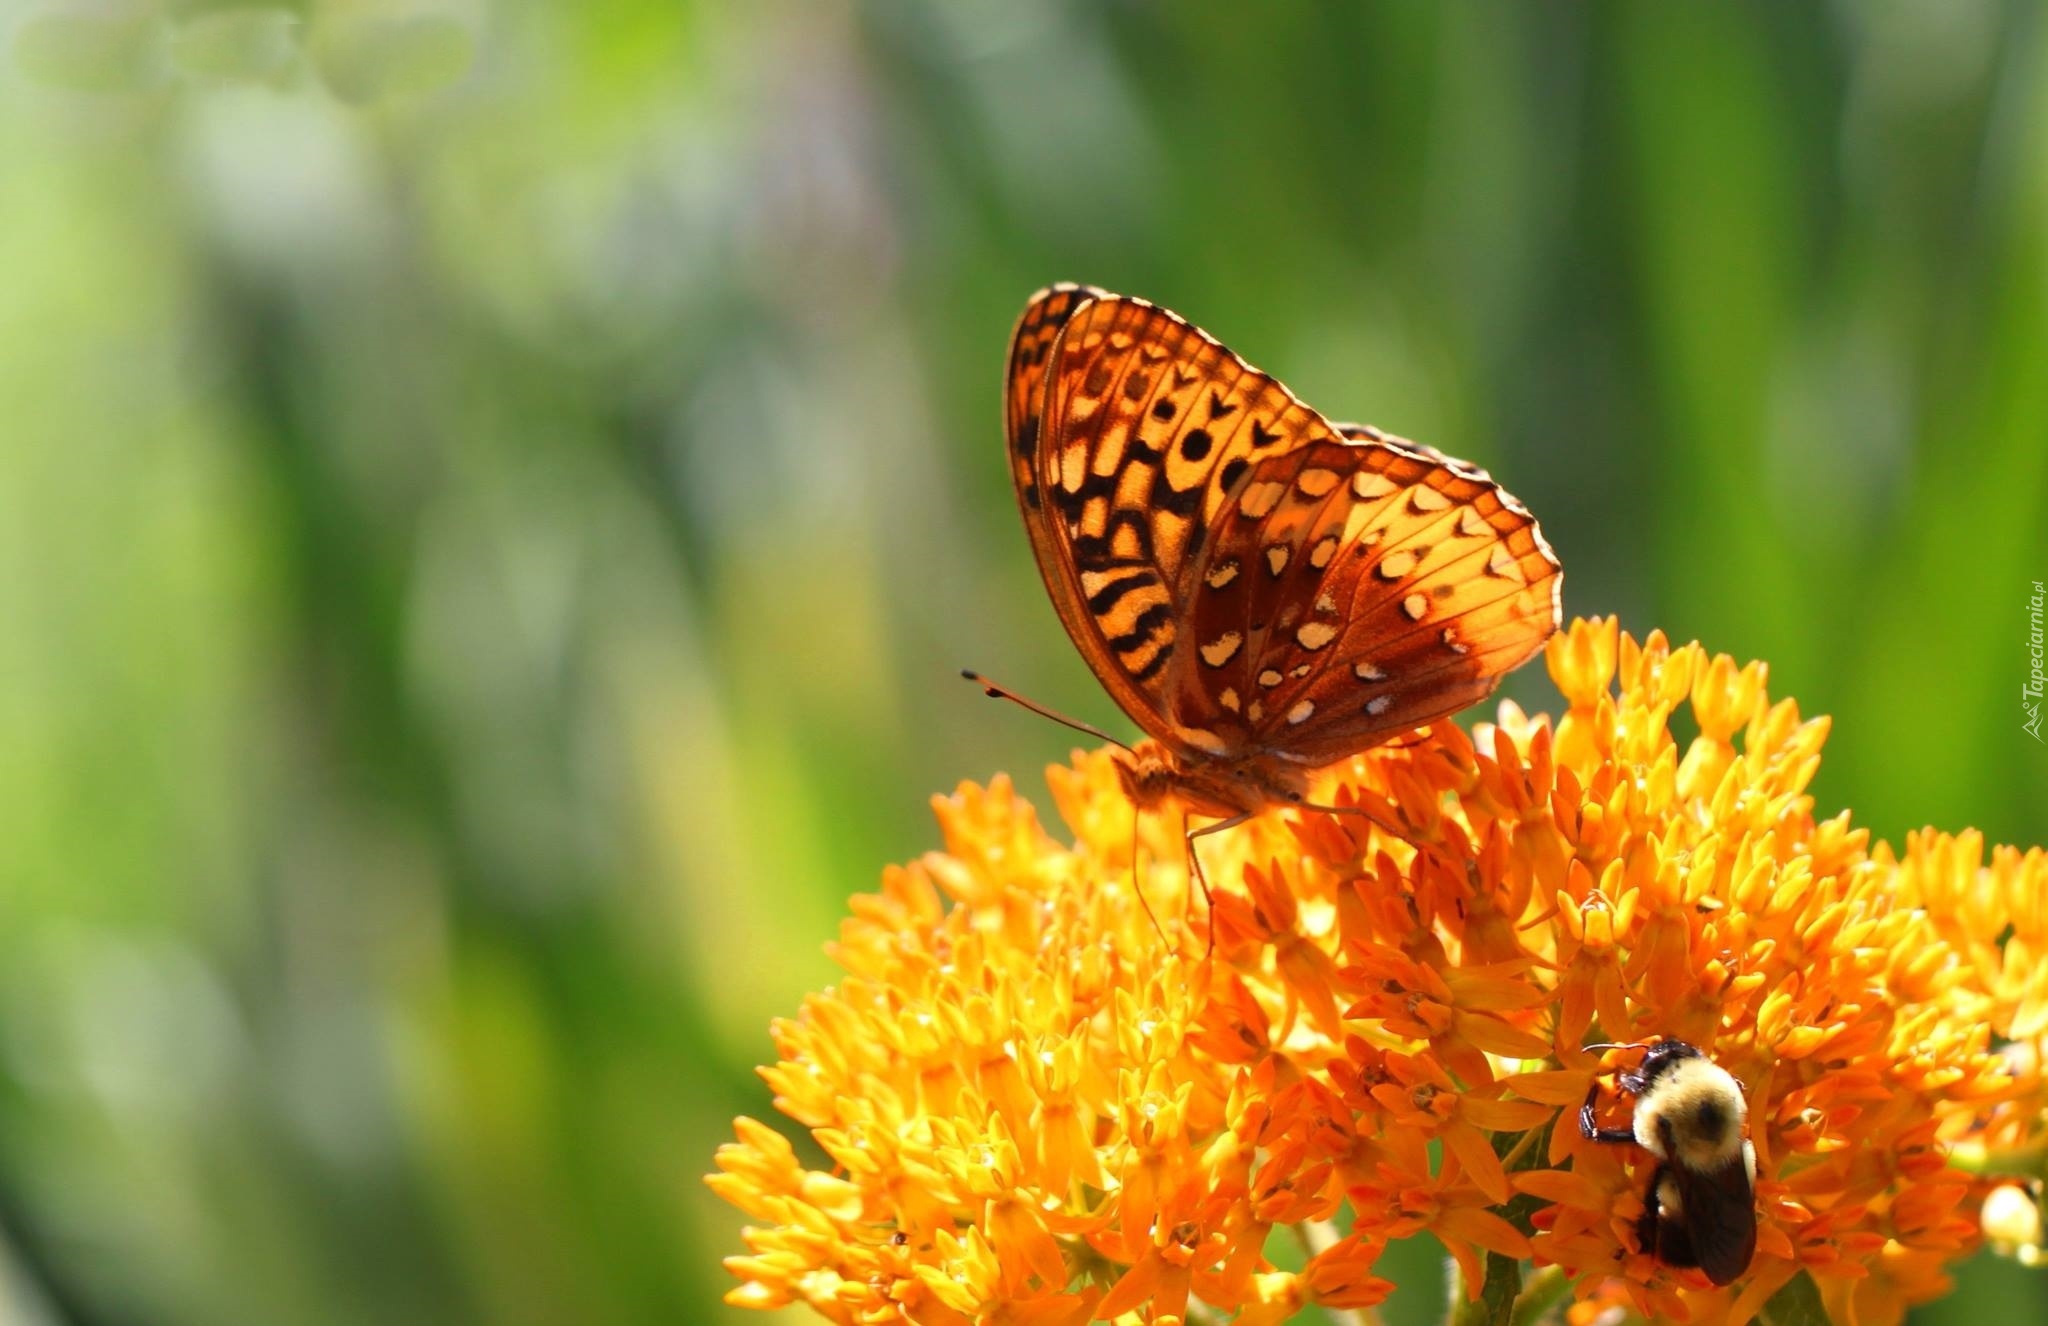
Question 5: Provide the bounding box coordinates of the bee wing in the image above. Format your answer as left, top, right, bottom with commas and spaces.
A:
1669, 1152, 1758, 1285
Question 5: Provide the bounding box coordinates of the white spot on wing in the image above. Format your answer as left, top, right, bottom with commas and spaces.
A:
1295, 468, 1340, 498
1378, 549, 1418, 580
1287, 699, 1315, 725
1239, 481, 1288, 519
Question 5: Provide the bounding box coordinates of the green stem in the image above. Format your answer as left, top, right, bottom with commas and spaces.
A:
1948, 1138, 2048, 1180
1447, 1244, 1526, 1326
1509, 1266, 1569, 1326
1445, 1258, 1477, 1326
1296, 1216, 1344, 1257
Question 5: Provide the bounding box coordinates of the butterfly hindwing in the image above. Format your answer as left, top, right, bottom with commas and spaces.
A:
1173, 433, 1559, 765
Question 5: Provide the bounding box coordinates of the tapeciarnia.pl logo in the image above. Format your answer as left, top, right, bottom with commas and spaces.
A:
2028, 579, 2045, 742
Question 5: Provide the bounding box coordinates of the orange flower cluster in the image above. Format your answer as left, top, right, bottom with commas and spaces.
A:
709, 620, 2048, 1324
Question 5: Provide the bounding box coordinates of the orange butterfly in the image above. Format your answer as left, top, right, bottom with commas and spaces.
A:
979, 284, 1561, 859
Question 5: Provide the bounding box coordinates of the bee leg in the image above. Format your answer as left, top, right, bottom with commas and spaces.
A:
1580, 1082, 1637, 1145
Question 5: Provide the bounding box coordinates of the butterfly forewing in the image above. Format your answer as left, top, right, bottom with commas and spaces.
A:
1006, 286, 1346, 757
1004, 284, 1562, 771
1006, 282, 1107, 522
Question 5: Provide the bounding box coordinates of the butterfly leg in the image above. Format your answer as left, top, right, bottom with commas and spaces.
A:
1184, 811, 1252, 960
1295, 797, 1415, 847
1127, 806, 1170, 948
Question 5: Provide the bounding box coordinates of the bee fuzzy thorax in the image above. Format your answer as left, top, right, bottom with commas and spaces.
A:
1635, 1056, 1752, 1172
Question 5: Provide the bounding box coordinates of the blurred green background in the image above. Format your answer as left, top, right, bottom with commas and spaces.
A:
0, 2, 2044, 1323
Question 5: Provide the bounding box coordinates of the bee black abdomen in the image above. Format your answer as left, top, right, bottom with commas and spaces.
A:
1634, 1205, 1663, 1264
1639, 1163, 1700, 1270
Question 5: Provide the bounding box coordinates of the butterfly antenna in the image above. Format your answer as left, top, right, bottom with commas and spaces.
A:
960, 670, 1133, 752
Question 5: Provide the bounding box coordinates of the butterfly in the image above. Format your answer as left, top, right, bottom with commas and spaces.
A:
983, 283, 1562, 861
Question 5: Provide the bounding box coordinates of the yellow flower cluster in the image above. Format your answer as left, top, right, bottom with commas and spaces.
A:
709, 620, 2048, 1325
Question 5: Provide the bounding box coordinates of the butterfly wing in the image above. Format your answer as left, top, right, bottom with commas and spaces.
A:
1005, 286, 1344, 758
1005, 282, 1108, 526
1005, 285, 1562, 767
1171, 429, 1561, 764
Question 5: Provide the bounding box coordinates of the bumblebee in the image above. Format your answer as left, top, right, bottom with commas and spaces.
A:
1579, 1039, 1757, 1285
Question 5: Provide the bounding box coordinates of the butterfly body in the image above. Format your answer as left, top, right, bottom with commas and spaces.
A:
1003, 283, 1561, 831
1113, 737, 1311, 823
